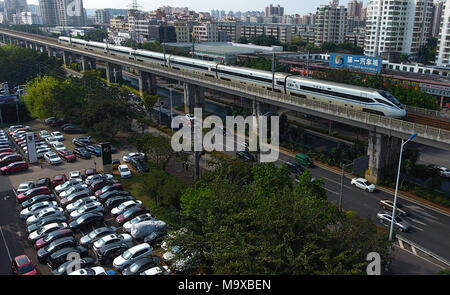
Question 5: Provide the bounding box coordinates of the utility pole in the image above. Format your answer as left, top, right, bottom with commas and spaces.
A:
163, 38, 166, 66
271, 52, 275, 91
306, 50, 310, 78
169, 88, 173, 131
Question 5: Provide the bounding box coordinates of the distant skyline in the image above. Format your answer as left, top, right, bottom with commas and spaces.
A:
27, 0, 367, 15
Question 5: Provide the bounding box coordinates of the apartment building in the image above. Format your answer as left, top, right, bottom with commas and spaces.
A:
314, 4, 347, 46
193, 23, 218, 42
436, 0, 450, 66
39, 0, 59, 25
364, 0, 434, 61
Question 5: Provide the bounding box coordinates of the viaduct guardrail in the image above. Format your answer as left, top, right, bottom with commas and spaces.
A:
1, 28, 450, 150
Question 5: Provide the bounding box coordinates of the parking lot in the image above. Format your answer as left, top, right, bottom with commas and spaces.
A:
0, 121, 173, 275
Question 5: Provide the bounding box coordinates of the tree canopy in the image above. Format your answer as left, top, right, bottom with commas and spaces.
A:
168, 159, 391, 274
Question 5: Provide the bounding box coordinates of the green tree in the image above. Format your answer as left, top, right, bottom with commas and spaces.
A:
170, 160, 391, 274
237, 37, 248, 44
136, 134, 173, 169
78, 28, 107, 42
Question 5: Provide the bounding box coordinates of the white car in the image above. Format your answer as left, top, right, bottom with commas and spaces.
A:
55, 178, 83, 193
84, 174, 114, 185
92, 233, 132, 252
59, 184, 89, 198
113, 243, 153, 272
20, 201, 59, 219
66, 196, 98, 213
51, 131, 64, 141
36, 147, 51, 158
44, 151, 62, 165
69, 171, 82, 180
52, 142, 66, 152
123, 213, 156, 233
140, 266, 171, 275
439, 167, 450, 178
26, 207, 64, 225
111, 200, 142, 216
70, 202, 103, 218
39, 130, 50, 139
46, 136, 59, 146
122, 152, 145, 163
17, 181, 34, 194
118, 164, 132, 178
28, 222, 68, 242
350, 178, 376, 193
68, 266, 107, 275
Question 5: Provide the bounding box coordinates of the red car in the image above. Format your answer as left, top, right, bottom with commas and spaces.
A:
1, 161, 28, 175
11, 255, 38, 275
84, 168, 97, 179
51, 174, 67, 188
94, 183, 123, 197
16, 186, 52, 203
0, 148, 13, 154
116, 206, 150, 225
0, 151, 14, 159
58, 150, 76, 162
34, 229, 74, 250
0, 154, 23, 167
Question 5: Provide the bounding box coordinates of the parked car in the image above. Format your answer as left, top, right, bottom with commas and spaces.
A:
95, 183, 123, 197
116, 206, 150, 225
86, 145, 102, 157
73, 147, 91, 159
92, 233, 132, 254
47, 246, 89, 270
26, 207, 64, 226
118, 164, 132, 178
113, 243, 153, 272
85, 174, 113, 186
20, 201, 59, 219
44, 151, 62, 165
237, 151, 255, 162
34, 229, 74, 250
36, 147, 51, 159
0, 147, 13, 154
37, 236, 77, 263
17, 186, 52, 204
111, 200, 142, 216
284, 160, 305, 177
1, 161, 28, 175
122, 256, 161, 275
144, 230, 167, 247
66, 196, 98, 213
52, 257, 95, 275
69, 212, 104, 231
60, 191, 90, 207
68, 266, 107, 275
439, 167, 450, 178
52, 142, 67, 152
28, 222, 68, 242
379, 200, 407, 216
72, 136, 91, 144
51, 174, 67, 188
58, 150, 76, 162
105, 196, 136, 211
35, 177, 51, 188
27, 216, 68, 234
139, 265, 170, 275
59, 184, 89, 198
90, 179, 114, 192
0, 154, 23, 167
112, 159, 120, 170
51, 131, 64, 141
351, 178, 376, 193
63, 126, 84, 134
129, 158, 149, 173
123, 213, 156, 233
377, 212, 412, 232
39, 130, 51, 139
17, 181, 35, 194
97, 190, 130, 203
79, 226, 117, 247
84, 168, 97, 178
69, 170, 82, 179
70, 202, 103, 219
54, 178, 83, 194
45, 117, 56, 125
96, 242, 130, 265
123, 152, 145, 163
21, 194, 55, 209
11, 255, 38, 275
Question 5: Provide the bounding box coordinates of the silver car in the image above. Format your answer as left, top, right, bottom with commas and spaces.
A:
377, 212, 412, 232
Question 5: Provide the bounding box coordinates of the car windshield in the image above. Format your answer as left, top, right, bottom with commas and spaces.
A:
18, 263, 35, 274
50, 155, 59, 159
395, 216, 403, 223
363, 180, 372, 186
130, 263, 140, 273
122, 250, 133, 260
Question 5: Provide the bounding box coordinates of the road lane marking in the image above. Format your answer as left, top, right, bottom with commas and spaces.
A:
0, 226, 12, 262
324, 188, 339, 195
408, 218, 428, 226
398, 240, 404, 249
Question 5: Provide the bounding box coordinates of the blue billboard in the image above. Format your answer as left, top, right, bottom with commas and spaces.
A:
329, 53, 382, 74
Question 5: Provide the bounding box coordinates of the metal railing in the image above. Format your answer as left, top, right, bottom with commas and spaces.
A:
405, 105, 450, 119
396, 234, 450, 268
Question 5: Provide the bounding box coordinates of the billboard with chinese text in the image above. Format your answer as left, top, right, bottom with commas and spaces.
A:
329, 53, 382, 74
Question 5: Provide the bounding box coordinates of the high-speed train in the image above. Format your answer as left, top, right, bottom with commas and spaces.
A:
58, 36, 406, 118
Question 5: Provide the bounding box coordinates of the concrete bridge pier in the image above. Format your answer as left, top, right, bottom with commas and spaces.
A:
62, 51, 69, 66
138, 71, 157, 97
184, 83, 205, 115
106, 62, 123, 84
365, 132, 400, 184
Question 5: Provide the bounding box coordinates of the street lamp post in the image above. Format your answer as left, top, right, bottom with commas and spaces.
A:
385, 133, 417, 272
169, 88, 173, 131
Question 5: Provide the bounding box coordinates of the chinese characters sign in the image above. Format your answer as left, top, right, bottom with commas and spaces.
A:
329, 53, 382, 74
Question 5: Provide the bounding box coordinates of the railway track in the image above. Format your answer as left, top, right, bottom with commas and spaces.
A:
404, 112, 450, 131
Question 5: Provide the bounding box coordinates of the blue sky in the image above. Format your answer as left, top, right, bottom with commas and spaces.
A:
28, 0, 367, 15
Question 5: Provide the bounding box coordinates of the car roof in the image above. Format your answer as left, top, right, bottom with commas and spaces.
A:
129, 243, 151, 253
15, 255, 31, 266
